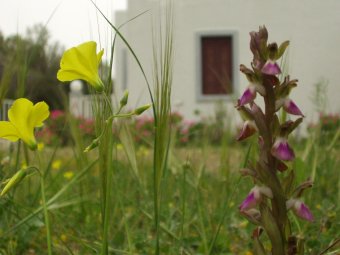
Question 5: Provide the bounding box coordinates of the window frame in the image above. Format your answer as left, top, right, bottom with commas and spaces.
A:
195, 29, 239, 101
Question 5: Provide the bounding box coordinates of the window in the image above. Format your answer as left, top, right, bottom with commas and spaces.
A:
196, 30, 238, 100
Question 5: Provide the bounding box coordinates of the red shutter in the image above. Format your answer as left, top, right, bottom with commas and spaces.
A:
201, 36, 233, 95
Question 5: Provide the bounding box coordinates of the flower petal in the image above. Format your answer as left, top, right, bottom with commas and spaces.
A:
60, 42, 96, 72
284, 99, 304, 116
6, 98, 49, 150
28, 101, 50, 128
57, 41, 104, 91
0, 121, 20, 142
57, 69, 87, 83
238, 86, 256, 106
261, 60, 281, 75
292, 200, 314, 222
8, 98, 33, 135
258, 186, 273, 198
271, 138, 295, 161
237, 120, 257, 141
76, 41, 99, 72
296, 202, 314, 222
97, 49, 104, 65
239, 192, 257, 211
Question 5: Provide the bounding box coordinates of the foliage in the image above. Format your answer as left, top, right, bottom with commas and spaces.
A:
134, 111, 235, 147
308, 112, 340, 147
0, 25, 67, 109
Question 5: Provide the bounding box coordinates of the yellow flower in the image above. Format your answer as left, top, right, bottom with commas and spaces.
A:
117, 143, 124, 151
21, 162, 27, 169
0, 98, 49, 150
52, 160, 62, 170
60, 234, 67, 242
63, 171, 74, 179
37, 142, 45, 151
57, 41, 105, 92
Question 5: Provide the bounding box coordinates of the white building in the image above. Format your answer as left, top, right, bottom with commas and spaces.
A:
114, 0, 340, 124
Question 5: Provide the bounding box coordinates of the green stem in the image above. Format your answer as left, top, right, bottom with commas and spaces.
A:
36, 151, 53, 255
101, 140, 113, 255
40, 175, 53, 255
100, 94, 114, 255
153, 158, 160, 255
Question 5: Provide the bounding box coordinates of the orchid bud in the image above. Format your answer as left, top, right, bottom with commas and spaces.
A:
268, 42, 278, 58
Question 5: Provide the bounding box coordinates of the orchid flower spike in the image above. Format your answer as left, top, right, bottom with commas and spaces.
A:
239, 186, 273, 212
286, 199, 314, 222
57, 41, 105, 92
0, 98, 50, 150
271, 137, 295, 161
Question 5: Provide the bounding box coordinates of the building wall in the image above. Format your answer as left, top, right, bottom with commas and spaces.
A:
115, 0, 340, 124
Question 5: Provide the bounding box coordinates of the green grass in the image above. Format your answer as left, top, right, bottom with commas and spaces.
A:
0, 133, 338, 254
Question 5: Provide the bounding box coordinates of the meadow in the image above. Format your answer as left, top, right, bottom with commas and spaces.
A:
0, 106, 339, 254
0, 2, 339, 255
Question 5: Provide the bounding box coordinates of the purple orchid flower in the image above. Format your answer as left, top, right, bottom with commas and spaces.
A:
271, 138, 295, 161
237, 120, 258, 141
286, 199, 314, 222
238, 86, 256, 106
239, 186, 273, 212
283, 99, 304, 116
237, 83, 266, 107
261, 60, 281, 75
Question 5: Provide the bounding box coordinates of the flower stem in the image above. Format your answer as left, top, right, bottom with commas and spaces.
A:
36, 151, 53, 255
40, 176, 53, 255
99, 93, 114, 255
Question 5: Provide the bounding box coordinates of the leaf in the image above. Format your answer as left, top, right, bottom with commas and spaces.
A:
282, 170, 295, 196
277, 40, 290, 59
